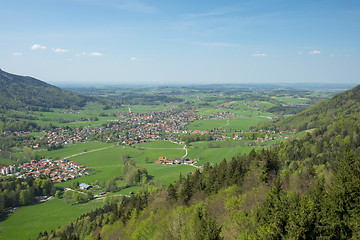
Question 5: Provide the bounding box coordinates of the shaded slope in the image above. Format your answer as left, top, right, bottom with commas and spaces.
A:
0, 69, 92, 110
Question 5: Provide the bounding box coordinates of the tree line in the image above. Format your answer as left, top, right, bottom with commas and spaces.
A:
0, 176, 54, 213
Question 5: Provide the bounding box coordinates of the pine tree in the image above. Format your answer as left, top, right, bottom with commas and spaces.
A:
324, 146, 360, 239
256, 177, 289, 239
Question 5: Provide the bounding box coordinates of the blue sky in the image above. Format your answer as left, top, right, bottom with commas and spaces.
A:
1, 0, 359, 85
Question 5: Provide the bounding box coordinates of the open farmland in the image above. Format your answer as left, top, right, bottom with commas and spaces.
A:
187, 141, 262, 164
52, 141, 190, 188
187, 116, 272, 131
0, 198, 104, 240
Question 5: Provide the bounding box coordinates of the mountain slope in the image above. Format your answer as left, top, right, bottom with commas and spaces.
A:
0, 69, 92, 110
261, 84, 360, 131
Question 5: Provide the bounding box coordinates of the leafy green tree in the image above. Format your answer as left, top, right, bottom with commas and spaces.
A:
55, 190, 62, 199
72, 191, 85, 204
167, 183, 178, 201
19, 189, 32, 205
63, 190, 74, 204
86, 190, 94, 200
0, 192, 4, 212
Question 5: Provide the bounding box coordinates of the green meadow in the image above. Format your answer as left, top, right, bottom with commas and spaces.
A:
54, 141, 189, 188
0, 158, 15, 165
187, 116, 272, 131
27, 103, 127, 128
127, 104, 173, 113
137, 140, 183, 149
271, 96, 310, 105
138, 164, 196, 186
187, 141, 262, 164
35, 141, 114, 160
0, 198, 104, 240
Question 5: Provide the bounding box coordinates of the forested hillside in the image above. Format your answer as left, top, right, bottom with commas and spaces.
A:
38, 86, 360, 239
257, 84, 360, 131
0, 69, 92, 111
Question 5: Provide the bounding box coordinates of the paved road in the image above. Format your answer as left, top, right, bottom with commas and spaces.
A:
65, 145, 116, 159
167, 140, 188, 158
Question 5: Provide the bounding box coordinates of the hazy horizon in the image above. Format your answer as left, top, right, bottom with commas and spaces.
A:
1, 0, 359, 85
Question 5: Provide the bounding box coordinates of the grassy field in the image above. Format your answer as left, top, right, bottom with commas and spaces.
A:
187, 116, 272, 131
137, 140, 183, 149
35, 139, 263, 188
225, 116, 272, 129
51, 141, 188, 188
0, 198, 104, 240
127, 105, 171, 113
187, 141, 262, 164
27, 103, 127, 128
138, 164, 196, 186
35, 141, 114, 160
272, 96, 308, 105
0, 158, 15, 165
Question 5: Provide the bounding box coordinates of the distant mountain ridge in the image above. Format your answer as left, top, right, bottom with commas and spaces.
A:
0, 69, 92, 110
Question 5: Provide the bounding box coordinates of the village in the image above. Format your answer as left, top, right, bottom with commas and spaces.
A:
1, 108, 296, 156
39, 109, 292, 148
0, 158, 89, 183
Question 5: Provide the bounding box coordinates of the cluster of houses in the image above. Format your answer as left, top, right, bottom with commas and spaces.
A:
18, 158, 88, 182
0, 165, 15, 175
44, 127, 105, 147
3, 130, 31, 137
36, 109, 199, 147
155, 156, 195, 165
111, 110, 199, 145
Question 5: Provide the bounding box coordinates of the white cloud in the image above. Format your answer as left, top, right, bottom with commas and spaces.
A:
252, 52, 267, 57
53, 48, 69, 53
89, 52, 103, 56
130, 57, 145, 62
31, 44, 47, 50
309, 50, 321, 55
298, 51, 303, 55
78, 51, 103, 57
12, 52, 22, 56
